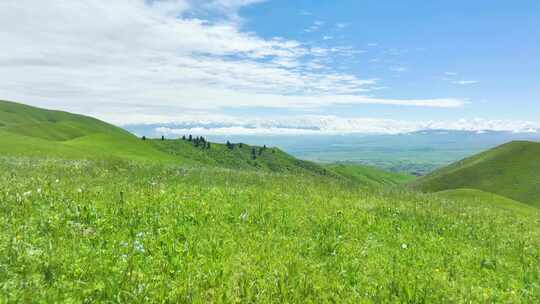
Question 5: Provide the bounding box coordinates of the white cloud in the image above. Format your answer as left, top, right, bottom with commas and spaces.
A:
198, 0, 268, 19
148, 115, 540, 135
304, 20, 325, 32
454, 80, 479, 85
0, 0, 465, 120
390, 67, 408, 73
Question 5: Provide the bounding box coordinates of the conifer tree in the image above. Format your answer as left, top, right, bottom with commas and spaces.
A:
142, 136, 146, 141
251, 147, 257, 159
161, 135, 165, 141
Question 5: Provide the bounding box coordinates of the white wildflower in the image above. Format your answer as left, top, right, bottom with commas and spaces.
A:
401, 243, 408, 249
240, 210, 249, 222
134, 240, 145, 253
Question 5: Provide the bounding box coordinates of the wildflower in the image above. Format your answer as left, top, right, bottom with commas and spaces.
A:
23, 191, 32, 197
240, 210, 248, 222
55, 179, 59, 183
134, 240, 145, 253
77, 188, 83, 193
37, 188, 42, 194
401, 243, 408, 249
27, 247, 43, 257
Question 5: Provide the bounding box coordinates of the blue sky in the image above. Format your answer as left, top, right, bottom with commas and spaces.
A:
1, 0, 539, 134
239, 0, 540, 121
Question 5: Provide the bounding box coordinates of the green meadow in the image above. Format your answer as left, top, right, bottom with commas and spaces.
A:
2, 100, 540, 302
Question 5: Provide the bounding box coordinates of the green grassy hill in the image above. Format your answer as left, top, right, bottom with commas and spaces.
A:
0, 100, 131, 140
0, 100, 329, 174
0, 100, 176, 162
2, 157, 540, 303
435, 188, 537, 214
0, 100, 417, 184
2, 100, 540, 302
326, 163, 414, 187
411, 141, 540, 207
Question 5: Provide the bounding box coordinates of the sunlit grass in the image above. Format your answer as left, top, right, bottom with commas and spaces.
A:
1, 157, 540, 302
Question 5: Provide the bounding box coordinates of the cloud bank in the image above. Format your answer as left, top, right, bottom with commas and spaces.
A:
0, 0, 466, 121
134, 115, 540, 135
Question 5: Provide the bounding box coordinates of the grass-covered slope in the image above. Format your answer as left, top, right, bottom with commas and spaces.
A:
411, 141, 540, 207
3, 101, 540, 302
0, 100, 337, 177
0, 100, 131, 141
2, 158, 540, 302
151, 139, 333, 176
0, 100, 176, 162
435, 189, 537, 214
327, 163, 415, 187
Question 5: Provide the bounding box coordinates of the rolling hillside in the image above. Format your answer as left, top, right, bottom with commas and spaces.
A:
2, 100, 540, 302
435, 189, 537, 214
0, 100, 175, 162
0, 100, 412, 184
326, 163, 414, 187
0, 100, 131, 140
412, 141, 540, 207
3, 152, 540, 302
0, 100, 331, 175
